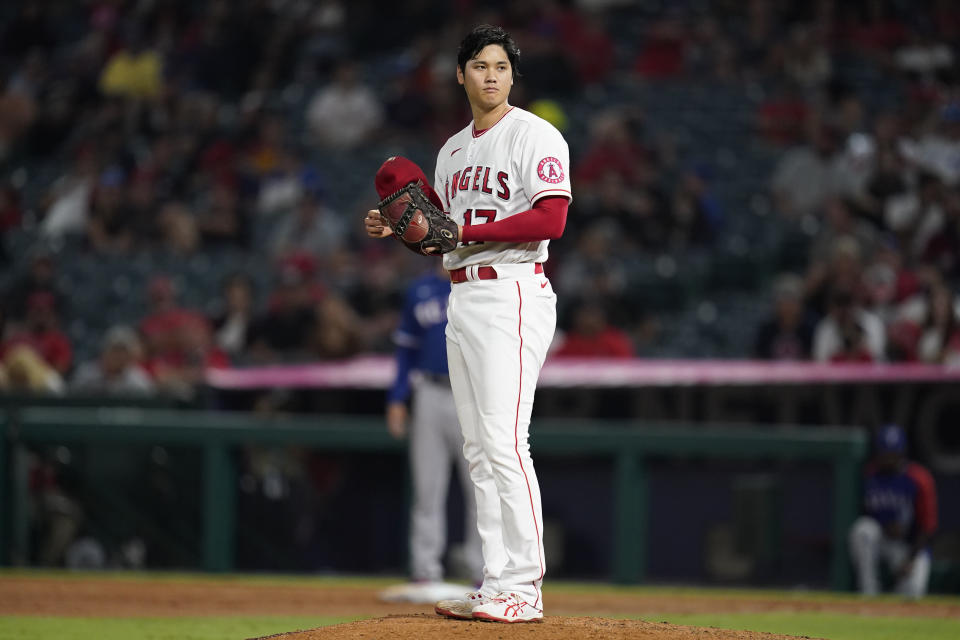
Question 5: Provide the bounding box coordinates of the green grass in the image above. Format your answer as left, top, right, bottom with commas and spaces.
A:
653, 612, 960, 640
0, 616, 353, 640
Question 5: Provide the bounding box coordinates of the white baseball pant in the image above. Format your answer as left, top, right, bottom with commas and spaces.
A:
445, 263, 556, 609
849, 515, 931, 598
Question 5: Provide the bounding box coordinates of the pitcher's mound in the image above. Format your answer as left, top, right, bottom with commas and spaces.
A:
252, 613, 821, 639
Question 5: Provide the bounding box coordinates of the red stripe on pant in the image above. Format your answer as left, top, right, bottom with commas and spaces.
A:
513, 281, 544, 607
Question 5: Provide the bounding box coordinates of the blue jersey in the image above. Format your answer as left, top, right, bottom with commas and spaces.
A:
863, 462, 937, 544
387, 271, 450, 404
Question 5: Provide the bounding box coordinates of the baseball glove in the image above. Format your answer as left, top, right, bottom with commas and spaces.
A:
377, 181, 459, 256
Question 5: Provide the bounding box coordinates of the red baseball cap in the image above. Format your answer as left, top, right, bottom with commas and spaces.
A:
374, 156, 444, 210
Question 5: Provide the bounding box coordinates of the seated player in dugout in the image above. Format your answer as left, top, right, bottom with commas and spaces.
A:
849, 424, 938, 598
365, 24, 571, 623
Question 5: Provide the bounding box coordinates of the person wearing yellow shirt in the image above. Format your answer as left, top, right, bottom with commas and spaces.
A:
99, 46, 162, 99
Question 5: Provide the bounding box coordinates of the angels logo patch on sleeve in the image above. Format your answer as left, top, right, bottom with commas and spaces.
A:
537, 157, 564, 184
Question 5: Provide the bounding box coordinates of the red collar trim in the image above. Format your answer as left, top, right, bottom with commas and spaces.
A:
472, 106, 515, 138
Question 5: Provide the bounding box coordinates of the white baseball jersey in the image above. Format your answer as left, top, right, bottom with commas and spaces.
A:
434, 107, 572, 271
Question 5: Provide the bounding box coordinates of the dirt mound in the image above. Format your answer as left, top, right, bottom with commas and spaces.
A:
251, 614, 821, 640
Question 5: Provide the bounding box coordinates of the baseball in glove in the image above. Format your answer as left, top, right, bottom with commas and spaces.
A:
374, 156, 459, 256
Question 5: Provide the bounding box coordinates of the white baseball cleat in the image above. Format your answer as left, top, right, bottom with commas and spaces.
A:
379, 581, 472, 604
434, 590, 490, 620
471, 592, 543, 623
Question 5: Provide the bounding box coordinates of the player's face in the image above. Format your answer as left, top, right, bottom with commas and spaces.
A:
457, 44, 513, 112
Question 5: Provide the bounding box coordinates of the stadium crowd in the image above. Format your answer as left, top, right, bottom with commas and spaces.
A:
1, 0, 960, 398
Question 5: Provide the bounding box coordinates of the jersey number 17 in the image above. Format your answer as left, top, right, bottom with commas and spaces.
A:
463, 208, 496, 245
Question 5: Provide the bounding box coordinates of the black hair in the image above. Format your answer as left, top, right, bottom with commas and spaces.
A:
457, 24, 520, 81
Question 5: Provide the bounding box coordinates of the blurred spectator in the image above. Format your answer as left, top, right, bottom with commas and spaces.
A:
696, 19, 739, 81
99, 29, 163, 100
899, 103, 960, 187
306, 61, 383, 148
831, 131, 878, 214
157, 201, 200, 255
40, 145, 99, 240
894, 28, 954, 81
668, 165, 722, 249
26, 37, 103, 159
754, 274, 816, 361
757, 83, 811, 146
0, 184, 23, 264
269, 188, 346, 259
0, 53, 40, 160
196, 181, 250, 249
735, 0, 778, 76
889, 276, 960, 364
849, 424, 937, 598
859, 113, 908, 219
243, 115, 288, 187
771, 120, 839, 218
920, 186, 960, 278
780, 23, 832, 90
86, 166, 135, 255
634, 16, 688, 79
841, 0, 908, 54
300, 0, 348, 73
826, 91, 867, 143
808, 199, 880, 266
884, 173, 946, 259
2, 292, 72, 376
342, 253, 403, 352
70, 325, 154, 395
564, 13, 615, 86
804, 235, 866, 318
0, 344, 64, 394
574, 111, 648, 189
812, 287, 886, 362
384, 68, 434, 135
528, 99, 569, 133
147, 312, 228, 398
555, 224, 628, 304
211, 273, 256, 358
424, 82, 471, 148
579, 170, 668, 251
247, 263, 320, 361
861, 243, 915, 335
915, 282, 960, 364
553, 301, 634, 358
243, 117, 313, 220
255, 153, 313, 219
310, 296, 365, 360
139, 275, 206, 363
5, 249, 66, 322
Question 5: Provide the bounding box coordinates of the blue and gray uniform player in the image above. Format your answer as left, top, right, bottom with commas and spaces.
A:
380, 269, 483, 602
849, 424, 938, 598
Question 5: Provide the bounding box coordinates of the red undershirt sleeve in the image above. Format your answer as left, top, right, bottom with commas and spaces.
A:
907, 463, 938, 534
459, 196, 569, 243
